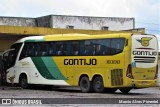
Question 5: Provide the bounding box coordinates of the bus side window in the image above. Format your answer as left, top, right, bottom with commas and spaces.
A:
19, 43, 31, 60
111, 39, 118, 55
80, 41, 85, 55
111, 38, 125, 55
95, 40, 103, 55
116, 38, 125, 53
62, 42, 67, 55
84, 40, 95, 55
22, 43, 30, 58
29, 44, 36, 56
104, 39, 111, 55
95, 45, 102, 55
56, 42, 63, 55
27, 44, 32, 56
20, 44, 27, 59
34, 43, 39, 56
20, 43, 38, 59
48, 42, 56, 56
95, 39, 111, 55
71, 41, 79, 55
39, 43, 48, 56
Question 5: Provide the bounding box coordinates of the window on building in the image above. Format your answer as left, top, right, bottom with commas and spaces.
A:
101, 26, 109, 30
66, 25, 74, 29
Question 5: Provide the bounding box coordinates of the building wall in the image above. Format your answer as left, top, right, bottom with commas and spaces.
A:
0, 15, 134, 30
51, 15, 134, 30
37, 15, 52, 27
0, 17, 36, 27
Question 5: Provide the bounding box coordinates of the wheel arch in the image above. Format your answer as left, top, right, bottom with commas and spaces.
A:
92, 74, 103, 82
19, 72, 29, 83
92, 74, 105, 86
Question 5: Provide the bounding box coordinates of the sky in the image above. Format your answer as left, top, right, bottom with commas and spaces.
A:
0, 0, 159, 35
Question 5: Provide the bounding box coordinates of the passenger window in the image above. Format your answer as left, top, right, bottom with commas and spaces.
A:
111, 38, 125, 55
20, 43, 35, 59
84, 40, 95, 55
71, 41, 79, 55
19, 38, 125, 58
96, 39, 111, 55
56, 42, 66, 55
39, 43, 49, 56
48, 42, 56, 56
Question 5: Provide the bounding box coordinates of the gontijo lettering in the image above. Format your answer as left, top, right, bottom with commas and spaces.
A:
132, 51, 157, 56
64, 58, 97, 65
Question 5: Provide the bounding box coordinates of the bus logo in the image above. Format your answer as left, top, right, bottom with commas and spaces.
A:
137, 37, 152, 47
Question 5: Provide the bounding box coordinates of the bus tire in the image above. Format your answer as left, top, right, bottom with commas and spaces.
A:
93, 76, 105, 93
19, 75, 28, 89
119, 88, 131, 94
79, 76, 92, 93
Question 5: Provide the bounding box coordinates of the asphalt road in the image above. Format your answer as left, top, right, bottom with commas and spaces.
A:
0, 86, 159, 106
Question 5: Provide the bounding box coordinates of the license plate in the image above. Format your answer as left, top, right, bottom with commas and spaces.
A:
142, 81, 148, 85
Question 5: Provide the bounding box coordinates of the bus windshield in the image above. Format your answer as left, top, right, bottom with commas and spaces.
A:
6, 43, 22, 68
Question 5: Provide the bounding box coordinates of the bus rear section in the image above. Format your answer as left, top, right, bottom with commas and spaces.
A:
130, 34, 158, 88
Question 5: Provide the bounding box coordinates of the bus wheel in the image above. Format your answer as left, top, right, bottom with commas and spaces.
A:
79, 76, 92, 93
93, 76, 104, 93
119, 88, 131, 94
19, 75, 28, 89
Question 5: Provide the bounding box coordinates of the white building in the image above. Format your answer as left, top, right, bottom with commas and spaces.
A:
37, 15, 135, 30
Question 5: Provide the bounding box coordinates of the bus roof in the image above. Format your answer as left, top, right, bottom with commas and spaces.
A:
15, 33, 132, 43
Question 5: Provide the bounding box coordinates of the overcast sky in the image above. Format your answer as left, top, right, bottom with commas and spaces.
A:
0, 0, 159, 35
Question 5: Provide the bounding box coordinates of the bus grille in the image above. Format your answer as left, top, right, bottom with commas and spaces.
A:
134, 56, 155, 63
111, 69, 123, 86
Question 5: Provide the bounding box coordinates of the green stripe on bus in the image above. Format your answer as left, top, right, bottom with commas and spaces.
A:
31, 57, 56, 79
25, 39, 44, 42
41, 57, 67, 80
31, 57, 67, 80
